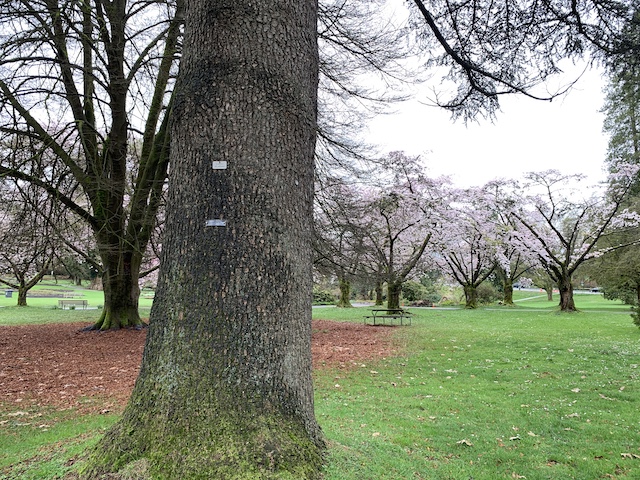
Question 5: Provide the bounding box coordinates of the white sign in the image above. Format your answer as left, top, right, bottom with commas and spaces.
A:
211, 161, 228, 170
205, 219, 226, 227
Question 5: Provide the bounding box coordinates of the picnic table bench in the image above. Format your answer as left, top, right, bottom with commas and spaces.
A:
363, 308, 412, 326
58, 299, 88, 310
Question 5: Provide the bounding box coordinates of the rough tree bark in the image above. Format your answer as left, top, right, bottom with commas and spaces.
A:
502, 281, 514, 305
546, 288, 554, 301
91, 246, 143, 330
375, 280, 384, 305
337, 276, 353, 308
463, 284, 478, 309
83, 0, 324, 478
387, 280, 402, 310
558, 275, 577, 312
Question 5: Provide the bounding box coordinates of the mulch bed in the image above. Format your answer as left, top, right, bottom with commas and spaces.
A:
0, 320, 397, 413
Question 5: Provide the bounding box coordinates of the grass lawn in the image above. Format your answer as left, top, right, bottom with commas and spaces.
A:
314, 305, 640, 479
0, 281, 153, 326
1, 292, 639, 479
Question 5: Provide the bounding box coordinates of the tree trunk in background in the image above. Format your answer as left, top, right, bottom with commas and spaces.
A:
16, 287, 27, 307
464, 284, 478, 309
88, 247, 144, 330
545, 286, 553, 301
337, 276, 353, 307
387, 281, 402, 309
375, 280, 384, 305
558, 276, 577, 312
83, 0, 324, 477
502, 278, 514, 306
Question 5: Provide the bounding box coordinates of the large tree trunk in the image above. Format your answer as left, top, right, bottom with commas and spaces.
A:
84, 0, 324, 477
337, 276, 353, 308
464, 284, 478, 309
501, 274, 514, 306
87, 248, 144, 330
375, 280, 384, 305
16, 286, 27, 307
387, 280, 402, 310
558, 275, 577, 312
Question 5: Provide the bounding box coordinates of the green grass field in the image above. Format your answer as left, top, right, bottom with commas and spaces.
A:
0, 281, 153, 326
1, 288, 639, 479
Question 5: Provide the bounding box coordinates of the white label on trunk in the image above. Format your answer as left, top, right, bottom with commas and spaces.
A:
211, 161, 228, 170
205, 219, 226, 227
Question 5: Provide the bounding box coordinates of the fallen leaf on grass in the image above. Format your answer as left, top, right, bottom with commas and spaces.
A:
511, 473, 526, 479
621, 453, 640, 459
599, 393, 615, 401
456, 439, 473, 446
571, 388, 581, 393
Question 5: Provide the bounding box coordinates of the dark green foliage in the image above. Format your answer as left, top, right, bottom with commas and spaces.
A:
476, 282, 501, 305
401, 281, 426, 302
603, 284, 636, 305
313, 288, 336, 304
402, 280, 442, 305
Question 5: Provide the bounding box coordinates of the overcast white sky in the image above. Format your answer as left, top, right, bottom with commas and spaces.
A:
367, 66, 609, 188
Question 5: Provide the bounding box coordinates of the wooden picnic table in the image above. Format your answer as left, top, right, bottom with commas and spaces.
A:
363, 308, 412, 326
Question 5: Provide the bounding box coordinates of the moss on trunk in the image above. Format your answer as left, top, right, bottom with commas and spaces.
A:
502, 281, 514, 306
374, 281, 384, 306
84, 392, 323, 479
336, 277, 353, 308
387, 281, 402, 310
464, 284, 478, 309
558, 276, 577, 312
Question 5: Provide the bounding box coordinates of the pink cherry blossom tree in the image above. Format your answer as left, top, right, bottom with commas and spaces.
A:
484, 180, 540, 305
364, 152, 451, 309
0, 180, 59, 305
509, 168, 640, 312
432, 187, 498, 308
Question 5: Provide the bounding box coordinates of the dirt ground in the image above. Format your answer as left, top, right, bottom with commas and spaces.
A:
0, 320, 397, 413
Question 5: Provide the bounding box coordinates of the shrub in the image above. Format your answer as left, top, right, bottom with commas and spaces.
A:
313, 288, 335, 304
476, 283, 501, 305
403, 280, 443, 306
401, 281, 427, 302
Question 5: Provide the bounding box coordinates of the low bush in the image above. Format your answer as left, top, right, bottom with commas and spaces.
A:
476, 282, 501, 304
313, 288, 335, 304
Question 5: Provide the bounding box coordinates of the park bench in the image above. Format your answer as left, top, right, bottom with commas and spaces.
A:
363, 308, 412, 326
58, 299, 88, 310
